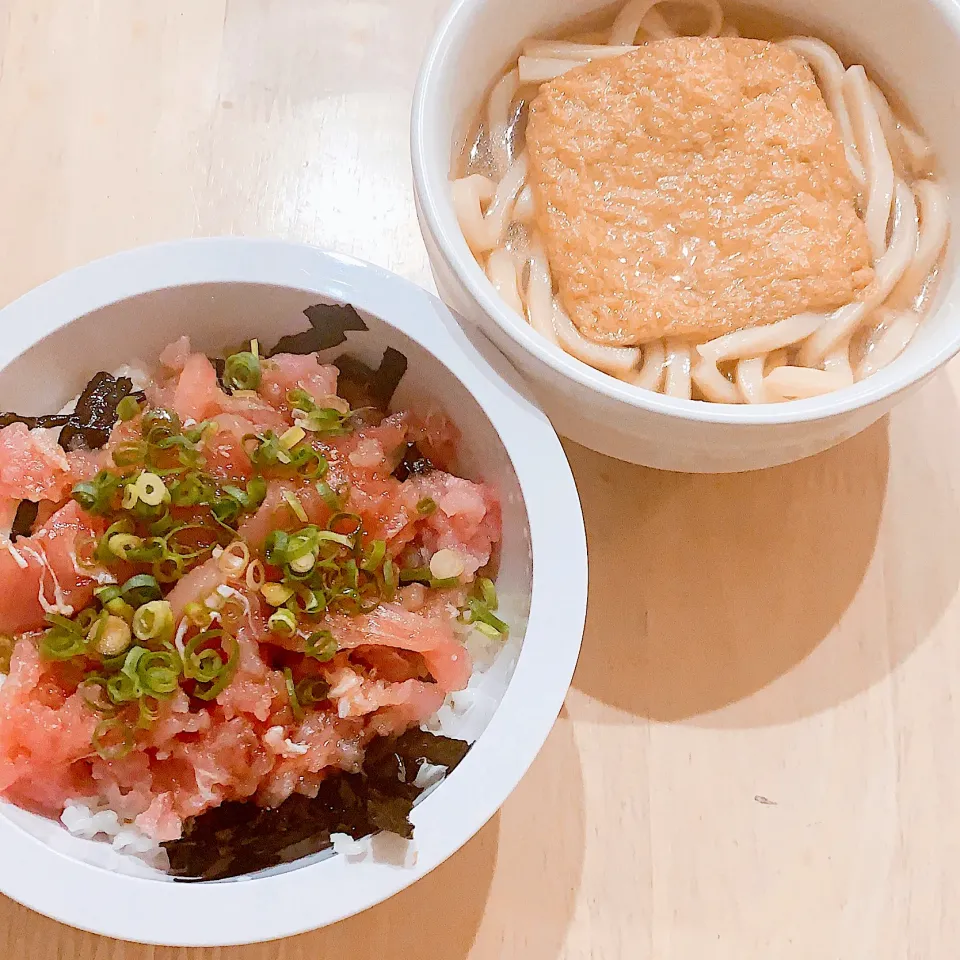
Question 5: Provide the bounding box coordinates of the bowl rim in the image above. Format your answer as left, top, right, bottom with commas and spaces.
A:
410, 0, 960, 427
0, 237, 588, 947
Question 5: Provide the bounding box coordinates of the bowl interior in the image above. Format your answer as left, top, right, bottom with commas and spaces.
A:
416, 0, 960, 414
0, 280, 532, 880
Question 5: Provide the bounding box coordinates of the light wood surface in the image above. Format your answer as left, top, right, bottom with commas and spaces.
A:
1, 1, 958, 957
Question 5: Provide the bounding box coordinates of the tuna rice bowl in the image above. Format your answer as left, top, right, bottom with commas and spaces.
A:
0, 312, 515, 881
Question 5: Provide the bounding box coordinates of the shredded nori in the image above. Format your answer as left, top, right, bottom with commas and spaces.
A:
392, 442, 435, 482
10, 501, 38, 541
269, 302, 370, 357
335, 348, 408, 412
163, 728, 469, 882
0, 372, 141, 452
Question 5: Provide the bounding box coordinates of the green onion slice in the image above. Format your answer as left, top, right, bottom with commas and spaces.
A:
283, 667, 303, 721
92, 718, 135, 761
304, 630, 337, 662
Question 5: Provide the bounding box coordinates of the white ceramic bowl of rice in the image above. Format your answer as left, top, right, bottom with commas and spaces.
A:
0, 238, 586, 945
412, 0, 960, 471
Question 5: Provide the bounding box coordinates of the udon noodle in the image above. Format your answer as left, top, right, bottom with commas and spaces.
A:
451, 0, 949, 403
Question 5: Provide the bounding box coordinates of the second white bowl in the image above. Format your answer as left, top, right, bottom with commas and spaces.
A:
412, 0, 960, 472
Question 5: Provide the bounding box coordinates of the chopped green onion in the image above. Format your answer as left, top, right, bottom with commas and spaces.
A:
304, 630, 337, 662
328, 512, 362, 536
79, 678, 116, 716
103, 599, 135, 626
479, 577, 498, 609
282, 490, 308, 523
94, 585, 122, 606
192, 636, 239, 701
113, 441, 148, 468
132, 600, 174, 642
116, 395, 142, 422
120, 574, 162, 607
223, 348, 262, 391
136, 649, 181, 696
107, 532, 142, 560
315, 480, 343, 511
268, 607, 297, 636
92, 718, 134, 760
71, 471, 123, 515
262, 582, 294, 606
107, 669, 141, 704
315, 529, 354, 549
137, 695, 162, 729
39, 625, 87, 661
360, 539, 386, 572
399, 566, 433, 585
169, 472, 210, 507
283, 667, 303, 721
142, 408, 182, 444
458, 578, 509, 639
296, 677, 330, 706
417, 497, 437, 516
381, 558, 397, 601
263, 530, 289, 566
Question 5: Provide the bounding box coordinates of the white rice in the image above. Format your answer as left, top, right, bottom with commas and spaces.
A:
60, 801, 170, 872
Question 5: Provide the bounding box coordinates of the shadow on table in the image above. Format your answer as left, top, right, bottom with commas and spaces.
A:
0, 717, 585, 960
566, 384, 960, 725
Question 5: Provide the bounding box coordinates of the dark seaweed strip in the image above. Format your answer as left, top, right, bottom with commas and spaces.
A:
211, 357, 227, 392
59, 373, 137, 451
268, 303, 369, 357
0, 372, 138, 452
0, 412, 71, 430
335, 347, 408, 412
392, 442, 435, 482
10, 501, 38, 541
163, 728, 469, 881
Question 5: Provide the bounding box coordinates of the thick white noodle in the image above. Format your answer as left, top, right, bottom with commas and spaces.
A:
869, 82, 933, 178
627, 339, 667, 390
783, 37, 866, 187
888, 179, 949, 308
552, 301, 642, 376
451, 175, 495, 254
844, 65, 895, 259
663, 343, 693, 399
523, 41, 640, 60
526, 244, 560, 344
609, 0, 722, 45
452, 1, 945, 405
736, 357, 767, 403
513, 185, 535, 223
856, 310, 920, 380
799, 180, 919, 366
698, 311, 825, 362
487, 70, 519, 177
452, 155, 528, 254
518, 57, 586, 84
692, 357, 741, 403
486, 248, 525, 317
822, 341, 855, 388
763, 366, 848, 400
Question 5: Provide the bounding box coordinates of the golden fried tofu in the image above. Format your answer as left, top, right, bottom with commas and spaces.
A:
526, 37, 873, 344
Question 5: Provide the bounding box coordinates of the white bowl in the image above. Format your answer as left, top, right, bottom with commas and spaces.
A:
0, 238, 587, 946
411, 0, 960, 472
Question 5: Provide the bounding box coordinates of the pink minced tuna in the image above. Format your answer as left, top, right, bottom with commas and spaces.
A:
0, 338, 502, 846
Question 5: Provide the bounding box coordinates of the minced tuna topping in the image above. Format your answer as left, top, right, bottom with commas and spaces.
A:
0, 336, 504, 861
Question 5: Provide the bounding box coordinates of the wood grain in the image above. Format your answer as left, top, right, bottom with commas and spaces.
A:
1, 1, 958, 957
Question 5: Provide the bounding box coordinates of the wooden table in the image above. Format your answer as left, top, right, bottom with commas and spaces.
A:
1, 2, 958, 957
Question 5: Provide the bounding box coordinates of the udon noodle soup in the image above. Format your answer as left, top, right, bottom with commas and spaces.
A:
451, 0, 950, 404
